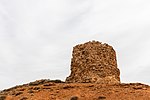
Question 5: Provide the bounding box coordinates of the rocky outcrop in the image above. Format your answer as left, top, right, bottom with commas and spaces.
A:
66, 41, 120, 84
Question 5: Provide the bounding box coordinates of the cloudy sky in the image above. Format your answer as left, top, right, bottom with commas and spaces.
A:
0, 0, 150, 90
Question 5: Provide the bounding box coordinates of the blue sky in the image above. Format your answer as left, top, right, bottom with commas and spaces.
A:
0, 0, 150, 90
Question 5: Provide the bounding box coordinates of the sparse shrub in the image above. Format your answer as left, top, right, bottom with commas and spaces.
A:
98, 96, 106, 100
70, 96, 78, 100
50, 79, 63, 83
33, 87, 40, 90
15, 92, 23, 96
20, 97, 28, 100
63, 85, 74, 89
0, 95, 6, 100
28, 90, 34, 93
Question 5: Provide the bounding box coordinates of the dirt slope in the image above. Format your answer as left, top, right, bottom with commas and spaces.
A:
0, 79, 150, 100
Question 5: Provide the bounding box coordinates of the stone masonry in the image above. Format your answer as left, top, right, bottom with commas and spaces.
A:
66, 41, 120, 84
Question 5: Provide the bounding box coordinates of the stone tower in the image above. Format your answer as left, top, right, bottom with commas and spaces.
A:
66, 41, 120, 84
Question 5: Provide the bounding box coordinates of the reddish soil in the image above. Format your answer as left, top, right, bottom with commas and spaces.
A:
0, 79, 150, 100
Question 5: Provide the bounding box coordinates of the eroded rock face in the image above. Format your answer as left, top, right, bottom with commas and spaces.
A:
66, 41, 120, 84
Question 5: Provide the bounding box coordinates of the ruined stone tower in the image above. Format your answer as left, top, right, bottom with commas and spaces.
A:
66, 41, 120, 84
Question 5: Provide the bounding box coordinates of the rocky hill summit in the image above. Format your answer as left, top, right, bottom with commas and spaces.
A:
0, 41, 150, 100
